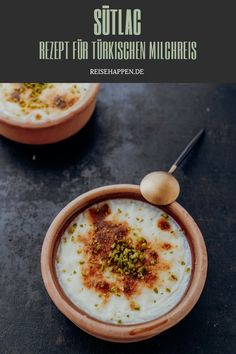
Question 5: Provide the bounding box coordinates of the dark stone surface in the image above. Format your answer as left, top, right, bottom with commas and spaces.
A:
0, 84, 235, 354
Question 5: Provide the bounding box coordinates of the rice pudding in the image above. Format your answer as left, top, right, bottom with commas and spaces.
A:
56, 198, 192, 325
0, 83, 90, 123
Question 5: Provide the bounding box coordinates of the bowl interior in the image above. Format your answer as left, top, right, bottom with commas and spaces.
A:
0, 83, 99, 128
41, 185, 207, 341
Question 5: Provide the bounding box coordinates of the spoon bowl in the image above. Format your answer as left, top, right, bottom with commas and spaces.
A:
140, 129, 204, 206
140, 171, 180, 205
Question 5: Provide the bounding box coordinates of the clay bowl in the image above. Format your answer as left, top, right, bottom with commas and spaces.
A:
0, 83, 99, 144
41, 184, 207, 343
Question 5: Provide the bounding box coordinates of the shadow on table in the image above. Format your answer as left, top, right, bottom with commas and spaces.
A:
0, 108, 100, 171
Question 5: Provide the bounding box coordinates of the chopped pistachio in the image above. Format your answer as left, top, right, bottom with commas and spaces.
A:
181, 261, 186, 266
100, 264, 105, 271
68, 223, 77, 234
133, 305, 141, 311
141, 243, 147, 250
96, 244, 101, 251
153, 287, 158, 294
166, 288, 171, 293
107, 239, 147, 278
117, 320, 122, 324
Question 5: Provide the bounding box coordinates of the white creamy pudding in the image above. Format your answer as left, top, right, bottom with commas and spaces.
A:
56, 199, 192, 325
0, 83, 90, 123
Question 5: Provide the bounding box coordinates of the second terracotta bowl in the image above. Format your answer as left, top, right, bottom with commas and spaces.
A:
41, 184, 208, 342
0, 83, 99, 144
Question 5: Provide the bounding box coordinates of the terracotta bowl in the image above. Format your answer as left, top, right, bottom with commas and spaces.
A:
0, 83, 99, 144
41, 184, 208, 343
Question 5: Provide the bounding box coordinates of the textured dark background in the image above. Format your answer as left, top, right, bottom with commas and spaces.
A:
0, 83, 235, 354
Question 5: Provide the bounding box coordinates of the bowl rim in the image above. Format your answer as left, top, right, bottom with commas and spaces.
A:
41, 184, 208, 342
0, 83, 100, 129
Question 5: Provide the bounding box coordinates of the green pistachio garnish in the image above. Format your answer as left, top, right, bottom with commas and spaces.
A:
133, 305, 141, 311
96, 244, 101, 251
153, 287, 158, 294
8, 83, 50, 113
107, 239, 147, 278
141, 242, 147, 250
68, 223, 77, 234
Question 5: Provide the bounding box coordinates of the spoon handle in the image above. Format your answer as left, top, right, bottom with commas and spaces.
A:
168, 129, 205, 174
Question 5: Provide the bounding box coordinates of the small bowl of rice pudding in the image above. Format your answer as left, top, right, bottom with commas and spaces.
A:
41, 185, 207, 342
0, 83, 99, 144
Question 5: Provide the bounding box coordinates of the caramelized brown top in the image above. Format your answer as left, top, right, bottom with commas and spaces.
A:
79, 203, 171, 300
6, 83, 80, 114
157, 217, 171, 231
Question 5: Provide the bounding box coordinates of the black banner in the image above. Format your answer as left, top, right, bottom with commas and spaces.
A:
1, 0, 235, 82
